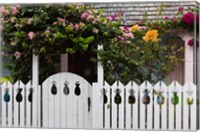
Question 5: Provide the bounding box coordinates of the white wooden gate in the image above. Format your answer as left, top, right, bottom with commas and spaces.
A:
42, 72, 92, 128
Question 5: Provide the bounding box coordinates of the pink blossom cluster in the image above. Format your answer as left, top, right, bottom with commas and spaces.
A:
118, 26, 134, 42
106, 14, 117, 21
14, 51, 21, 59
0, 5, 19, 16
28, 18, 33, 25
67, 22, 85, 31
28, 32, 35, 40
0, 6, 10, 16
80, 12, 97, 24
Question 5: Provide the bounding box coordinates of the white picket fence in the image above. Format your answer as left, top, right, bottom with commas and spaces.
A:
92, 81, 197, 130
0, 81, 39, 128
0, 72, 197, 130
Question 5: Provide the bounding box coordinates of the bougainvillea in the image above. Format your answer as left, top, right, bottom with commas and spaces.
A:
0, 4, 123, 83
0, 4, 198, 84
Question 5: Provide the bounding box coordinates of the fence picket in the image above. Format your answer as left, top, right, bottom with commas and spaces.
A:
83, 82, 92, 128
42, 78, 49, 128
13, 81, 25, 127
125, 81, 131, 129
168, 81, 182, 130
60, 76, 67, 128
92, 82, 103, 129
47, 75, 55, 128
132, 81, 139, 129
118, 81, 124, 129
54, 74, 61, 128
140, 81, 153, 130
111, 81, 118, 129
104, 81, 111, 129
183, 82, 196, 130
125, 81, 139, 129
154, 82, 167, 130
1, 81, 13, 127
26, 81, 31, 127
32, 81, 38, 128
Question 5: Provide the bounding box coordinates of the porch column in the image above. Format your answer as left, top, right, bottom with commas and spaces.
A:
178, 31, 194, 83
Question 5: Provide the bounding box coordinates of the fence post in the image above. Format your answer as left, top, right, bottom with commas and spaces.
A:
97, 45, 104, 84
32, 53, 39, 127
32, 53, 39, 85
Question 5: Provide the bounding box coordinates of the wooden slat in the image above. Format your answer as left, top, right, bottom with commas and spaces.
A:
168, 81, 182, 130
139, 81, 153, 130
104, 81, 110, 129
92, 82, 102, 129
1, 81, 13, 127
183, 82, 196, 130
154, 82, 167, 130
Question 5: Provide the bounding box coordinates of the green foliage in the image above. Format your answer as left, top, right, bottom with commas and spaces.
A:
0, 4, 197, 84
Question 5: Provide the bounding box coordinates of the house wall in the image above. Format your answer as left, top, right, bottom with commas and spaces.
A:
178, 31, 194, 83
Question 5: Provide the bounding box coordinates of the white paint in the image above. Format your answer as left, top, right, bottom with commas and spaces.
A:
42, 72, 92, 129
0, 78, 197, 130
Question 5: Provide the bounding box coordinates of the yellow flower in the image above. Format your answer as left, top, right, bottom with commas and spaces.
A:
143, 30, 159, 43
130, 24, 139, 32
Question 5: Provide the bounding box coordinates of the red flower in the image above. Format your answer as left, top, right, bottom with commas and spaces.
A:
182, 12, 194, 26
187, 39, 199, 47
178, 6, 184, 12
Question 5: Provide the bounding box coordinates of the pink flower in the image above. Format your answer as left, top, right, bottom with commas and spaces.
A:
81, 12, 89, 18
118, 36, 125, 41
28, 18, 33, 25
28, 32, 35, 40
14, 51, 21, 59
123, 26, 129, 33
171, 17, 177, 23
79, 22, 85, 28
178, 6, 184, 12
182, 12, 194, 26
106, 14, 117, 21
86, 14, 94, 21
123, 32, 134, 39
11, 6, 18, 14
75, 23, 79, 30
59, 18, 65, 23
92, 18, 97, 24
164, 16, 169, 19
106, 16, 113, 21
187, 39, 199, 47
0, 6, 10, 16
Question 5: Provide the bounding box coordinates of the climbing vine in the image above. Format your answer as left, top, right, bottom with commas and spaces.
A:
0, 4, 198, 84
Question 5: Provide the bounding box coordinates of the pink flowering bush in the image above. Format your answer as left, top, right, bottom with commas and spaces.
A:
1, 4, 123, 83
1, 4, 197, 84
